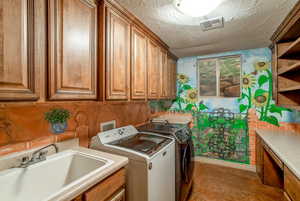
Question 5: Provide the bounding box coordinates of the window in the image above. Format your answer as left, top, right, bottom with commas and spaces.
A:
197, 55, 241, 97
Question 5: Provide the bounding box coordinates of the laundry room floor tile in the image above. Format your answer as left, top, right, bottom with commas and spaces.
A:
188, 162, 284, 201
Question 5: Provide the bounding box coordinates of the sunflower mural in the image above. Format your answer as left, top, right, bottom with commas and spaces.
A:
172, 74, 208, 113
238, 61, 292, 126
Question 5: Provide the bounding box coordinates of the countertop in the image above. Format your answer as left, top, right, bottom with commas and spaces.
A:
256, 129, 300, 179
152, 114, 193, 125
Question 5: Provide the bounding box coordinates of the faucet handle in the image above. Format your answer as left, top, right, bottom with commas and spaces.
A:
19, 156, 30, 166
38, 150, 48, 160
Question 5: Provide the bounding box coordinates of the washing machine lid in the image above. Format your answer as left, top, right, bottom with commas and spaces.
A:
108, 133, 172, 156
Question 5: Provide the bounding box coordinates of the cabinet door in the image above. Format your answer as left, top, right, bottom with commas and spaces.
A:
147, 40, 159, 99
256, 135, 264, 182
159, 49, 168, 99
0, 0, 38, 101
131, 26, 147, 100
84, 168, 125, 201
108, 189, 125, 201
48, 0, 97, 100
167, 57, 174, 99
171, 59, 177, 99
106, 8, 130, 100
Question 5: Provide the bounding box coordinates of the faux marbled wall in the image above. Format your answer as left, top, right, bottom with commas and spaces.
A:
0, 102, 158, 156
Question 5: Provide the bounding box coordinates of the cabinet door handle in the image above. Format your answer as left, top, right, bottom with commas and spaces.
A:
163, 151, 167, 156
149, 162, 152, 170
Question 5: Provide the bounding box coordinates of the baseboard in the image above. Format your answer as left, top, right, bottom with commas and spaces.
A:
193, 156, 256, 172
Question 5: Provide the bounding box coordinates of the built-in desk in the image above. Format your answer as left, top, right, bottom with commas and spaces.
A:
256, 129, 300, 201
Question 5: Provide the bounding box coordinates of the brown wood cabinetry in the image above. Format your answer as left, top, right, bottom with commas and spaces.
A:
256, 135, 264, 182
106, 7, 131, 100
271, 2, 300, 109
168, 56, 177, 99
256, 132, 300, 201
131, 26, 147, 100
147, 40, 160, 99
0, 0, 39, 101
48, 0, 97, 100
1, 0, 177, 102
256, 135, 283, 188
285, 167, 300, 201
85, 168, 125, 201
160, 49, 169, 98
71, 168, 126, 201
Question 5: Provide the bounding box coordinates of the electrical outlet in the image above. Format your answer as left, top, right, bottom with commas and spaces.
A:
100, 120, 116, 132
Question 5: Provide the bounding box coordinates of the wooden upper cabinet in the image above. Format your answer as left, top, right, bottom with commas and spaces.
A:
131, 26, 147, 100
48, 0, 97, 100
147, 40, 160, 99
171, 58, 177, 99
159, 48, 168, 99
106, 7, 131, 100
0, 0, 39, 101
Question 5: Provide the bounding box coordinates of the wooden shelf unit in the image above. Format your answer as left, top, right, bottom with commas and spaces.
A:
272, 1, 300, 110
278, 61, 300, 75
278, 85, 300, 93
278, 37, 300, 58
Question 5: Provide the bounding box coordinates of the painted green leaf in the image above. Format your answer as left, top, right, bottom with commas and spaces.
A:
254, 89, 268, 98
269, 104, 293, 116
185, 104, 194, 111
239, 104, 248, 113
258, 75, 269, 87
264, 115, 280, 127
238, 93, 247, 102
183, 85, 192, 90
199, 103, 208, 111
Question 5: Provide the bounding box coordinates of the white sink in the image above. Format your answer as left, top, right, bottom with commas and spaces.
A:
0, 150, 114, 201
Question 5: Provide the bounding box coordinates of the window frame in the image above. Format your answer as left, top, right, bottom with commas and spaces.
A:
196, 54, 242, 98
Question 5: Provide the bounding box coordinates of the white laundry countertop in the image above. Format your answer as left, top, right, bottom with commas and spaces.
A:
256, 129, 300, 179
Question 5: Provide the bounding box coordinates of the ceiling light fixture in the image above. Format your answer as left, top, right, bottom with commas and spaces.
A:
173, 0, 224, 17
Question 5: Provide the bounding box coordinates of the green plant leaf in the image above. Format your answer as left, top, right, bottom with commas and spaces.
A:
199, 103, 208, 111
185, 104, 194, 111
183, 85, 192, 90
264, 116, 280, 127
258, 75, 269, 87
45, 108, 70, 124
254, 89, 268, 98
239, 104, 248, 113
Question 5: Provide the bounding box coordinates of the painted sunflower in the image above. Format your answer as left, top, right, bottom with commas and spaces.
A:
254, 61, 270, 72
186, 89, 198, 103
177, 74, 189, 84
253, 93, 269, 107
242, 74, 256, 89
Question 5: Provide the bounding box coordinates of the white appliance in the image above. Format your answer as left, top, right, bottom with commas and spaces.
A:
90, 126, 175, 201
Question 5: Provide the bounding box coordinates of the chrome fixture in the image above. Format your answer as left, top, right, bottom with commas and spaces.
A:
18, 144, 59, 168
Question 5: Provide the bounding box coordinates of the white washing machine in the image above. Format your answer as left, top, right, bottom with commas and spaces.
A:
90, 125, 175, 201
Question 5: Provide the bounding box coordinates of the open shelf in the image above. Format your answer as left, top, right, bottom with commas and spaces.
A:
278, 85, 300, 93
278, 61, 300, 75
277, 93, 300, 110
278, 37, 300, 58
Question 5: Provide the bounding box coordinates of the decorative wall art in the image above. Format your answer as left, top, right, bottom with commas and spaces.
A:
165, 48, 297, 164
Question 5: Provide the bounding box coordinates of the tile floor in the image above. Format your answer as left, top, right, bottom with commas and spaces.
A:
188, 162, 283, 201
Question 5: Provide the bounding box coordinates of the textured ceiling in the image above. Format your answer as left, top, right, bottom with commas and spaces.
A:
116, 0, 298, 57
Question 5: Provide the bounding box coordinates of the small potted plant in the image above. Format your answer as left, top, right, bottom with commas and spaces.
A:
45, 108, 70, 134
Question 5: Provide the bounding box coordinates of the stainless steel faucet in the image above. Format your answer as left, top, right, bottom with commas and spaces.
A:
18, 144, 59, 168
